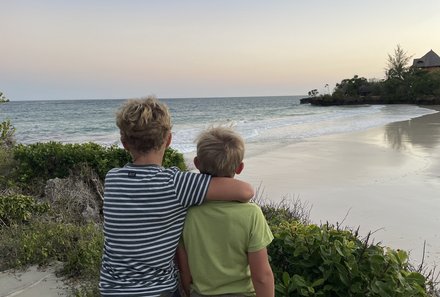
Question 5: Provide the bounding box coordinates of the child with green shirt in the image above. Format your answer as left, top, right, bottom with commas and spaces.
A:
177, 127, 274, 297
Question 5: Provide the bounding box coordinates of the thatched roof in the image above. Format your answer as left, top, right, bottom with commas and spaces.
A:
412, 49, 440, 68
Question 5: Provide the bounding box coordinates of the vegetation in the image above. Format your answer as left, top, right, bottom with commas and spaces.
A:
0, 194, 50, 226
308, 89, 319, 97
305, 45, 440, 105
0, 92, 14, 148
386, 44, 413, 81
269, 222, 429, 296
0, 91, 9, 103
11, 142, 186, 195
0, 92, 16, 192
0, 180, 438, 296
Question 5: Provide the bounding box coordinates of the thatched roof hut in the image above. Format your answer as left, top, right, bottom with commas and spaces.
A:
412, 49, 440, 69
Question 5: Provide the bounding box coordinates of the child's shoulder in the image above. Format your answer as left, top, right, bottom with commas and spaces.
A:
246, 202, 265, 213
217, 201, 263, 213
105, 164, 179, 177
234, 202, 267, 219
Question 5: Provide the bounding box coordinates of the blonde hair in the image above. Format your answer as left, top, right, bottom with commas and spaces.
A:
116, 96, 171, 153
196, 126, 244, 177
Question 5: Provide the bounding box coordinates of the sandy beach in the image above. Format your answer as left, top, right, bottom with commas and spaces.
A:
237, 106, 440, 269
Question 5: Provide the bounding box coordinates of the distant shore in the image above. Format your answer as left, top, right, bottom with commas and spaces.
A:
300, 95, 440, 106
238, 105, 440, 269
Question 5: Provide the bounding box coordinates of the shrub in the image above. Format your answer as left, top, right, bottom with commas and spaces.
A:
0, 194, 50, 226
0, 220, 103, 276
269, 221, 427, 297
12, 142, 129, 184
0, 119, 15, 148
0, 119, 16, 187
60, 223, 104, 278
163, 146, 187, 170
259, 197, 311, 226
0, 146, 16, 184
12, 142, 187, 194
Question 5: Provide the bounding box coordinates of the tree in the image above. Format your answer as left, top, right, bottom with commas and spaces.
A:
334, 75, 368, 96
308, 89, 319, 97
407, 67, 440, 96
0, 92, 9, 103
386, 45, 412, 80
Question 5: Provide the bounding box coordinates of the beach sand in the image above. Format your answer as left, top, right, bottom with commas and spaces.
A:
238, 106, 440, 269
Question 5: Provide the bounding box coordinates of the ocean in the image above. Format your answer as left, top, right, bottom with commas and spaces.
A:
0, 96, 437, 154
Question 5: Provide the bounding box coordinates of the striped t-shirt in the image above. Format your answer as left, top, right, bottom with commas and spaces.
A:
99, 164, 211, 297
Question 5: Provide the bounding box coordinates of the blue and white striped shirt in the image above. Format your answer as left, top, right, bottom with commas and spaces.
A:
99, 164, 211, 297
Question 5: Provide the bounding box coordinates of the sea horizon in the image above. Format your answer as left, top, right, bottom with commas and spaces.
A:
6, 94, 307, 102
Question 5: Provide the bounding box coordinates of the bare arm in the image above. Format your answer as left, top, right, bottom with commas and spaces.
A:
176, 243, 192, 297
205, 177, 254, 202
248, 248, 274, 297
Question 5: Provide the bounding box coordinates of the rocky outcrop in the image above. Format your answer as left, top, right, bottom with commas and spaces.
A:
44, 170, 103, 224
300, 95, 440, 106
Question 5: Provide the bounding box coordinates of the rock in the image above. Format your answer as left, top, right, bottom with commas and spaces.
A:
44, 173, 103, 224
302, 95, 440, 106
300, 97, 312, 104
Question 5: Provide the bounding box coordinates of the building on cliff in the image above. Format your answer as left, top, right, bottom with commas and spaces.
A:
412, 49, 440, 71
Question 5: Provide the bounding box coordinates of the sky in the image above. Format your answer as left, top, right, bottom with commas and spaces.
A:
1, 0, 440, 101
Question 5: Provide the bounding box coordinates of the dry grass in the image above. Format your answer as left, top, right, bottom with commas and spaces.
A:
43, 165, 103, 224
253, 183, 312, 225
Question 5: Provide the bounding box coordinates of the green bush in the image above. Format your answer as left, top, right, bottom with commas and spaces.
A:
0, 220, 103, 275
0, 119, 16, 183
163, 146, 187, 170
0, 146, 15, 180
0, 194, 50, 226
13, 142, 130, 183
12, 142, 187, 194
0, 119, 15, 148
60, 223, 104, 278
268, 221, 427, 297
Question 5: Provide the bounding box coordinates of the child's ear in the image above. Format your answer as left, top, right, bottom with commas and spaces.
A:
235, 162, 244, 175
193, 156, 200, 170
121, 139, 130, 151
165, 133, 172, 148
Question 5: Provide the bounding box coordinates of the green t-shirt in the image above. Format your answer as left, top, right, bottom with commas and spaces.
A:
182, 201, 274, 296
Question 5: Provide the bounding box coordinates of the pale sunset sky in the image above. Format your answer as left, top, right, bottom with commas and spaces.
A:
2, 0, 440, 101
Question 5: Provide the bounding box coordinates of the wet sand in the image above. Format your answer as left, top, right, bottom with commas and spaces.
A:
239, 106, 440, 269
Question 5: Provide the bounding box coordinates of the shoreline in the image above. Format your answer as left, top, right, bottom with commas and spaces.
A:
236, 106, 440, 269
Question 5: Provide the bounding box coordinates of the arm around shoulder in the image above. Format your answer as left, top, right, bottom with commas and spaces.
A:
248, 248, 274, 297
205, 177, 254, 202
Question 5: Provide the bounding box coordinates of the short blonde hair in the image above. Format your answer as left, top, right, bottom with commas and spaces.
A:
116, 96, 171, 153
196, 127, 244, 177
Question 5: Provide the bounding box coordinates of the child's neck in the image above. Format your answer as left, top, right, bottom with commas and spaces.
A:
131, 149, 164, 166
